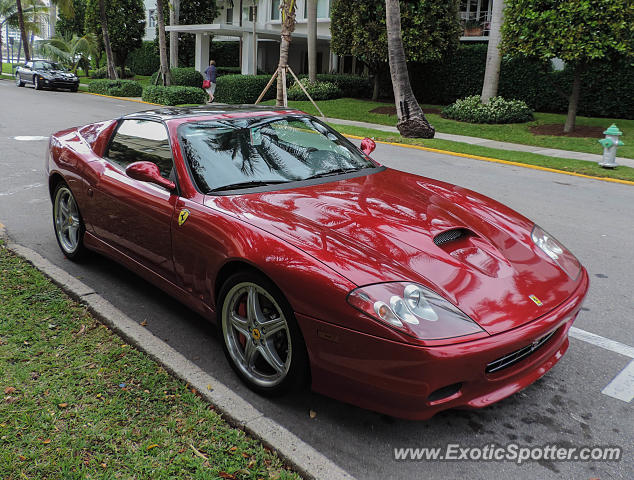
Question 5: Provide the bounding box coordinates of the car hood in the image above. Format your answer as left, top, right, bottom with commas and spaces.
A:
205, 168, 581, 334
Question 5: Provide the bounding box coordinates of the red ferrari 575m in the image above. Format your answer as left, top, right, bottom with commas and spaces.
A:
46, 106, 588, 420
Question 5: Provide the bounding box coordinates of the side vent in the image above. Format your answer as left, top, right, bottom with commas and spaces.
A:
433, 228, 469, 247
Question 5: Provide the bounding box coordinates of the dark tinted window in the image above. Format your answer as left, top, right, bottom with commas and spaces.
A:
108, 119, 173, 177
178, 115, 375, 193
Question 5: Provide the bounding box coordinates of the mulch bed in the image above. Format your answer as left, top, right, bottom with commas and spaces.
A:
530, 124, 605, 138
369, 106, 442, 116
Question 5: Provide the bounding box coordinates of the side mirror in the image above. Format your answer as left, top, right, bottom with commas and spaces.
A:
126, 161, 175, 192
360, 137, 376, 155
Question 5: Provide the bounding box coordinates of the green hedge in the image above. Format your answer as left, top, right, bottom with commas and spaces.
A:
150, 67, 204, 87
91, 66, 135, 79
142, 85, 207, 105
89, 79, 143, 97
127, 41, 160, 76
313, 74, 372, 98
442, 95, 534, 124
215, 75, 278, 104
288, 79, 343, 101
217, 66, 241, 76
408, 44, 634, 120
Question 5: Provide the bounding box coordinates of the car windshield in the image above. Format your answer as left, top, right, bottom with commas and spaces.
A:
178, 115, 376, 193
34, 61, 63, 71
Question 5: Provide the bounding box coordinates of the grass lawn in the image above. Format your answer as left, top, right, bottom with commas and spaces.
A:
262, 98, 633, 159
330, 123, 634, 183
0, 243, 300, 480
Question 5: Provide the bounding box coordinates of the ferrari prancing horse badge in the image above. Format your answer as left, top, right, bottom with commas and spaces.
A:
178, 209, 190, 226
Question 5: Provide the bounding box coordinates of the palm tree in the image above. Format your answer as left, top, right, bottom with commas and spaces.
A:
98, 0, 116, 79
384, 0, 434, 138
40, 33, 97, 74
156, 0, 171, 85
307, 0, 317, 82
48, 0, 74, 38
481, 0, 505, 103
276, 0, 297, 106
15, 0, 31, 61
1, 0, 19, 73
169, 0, 179, 68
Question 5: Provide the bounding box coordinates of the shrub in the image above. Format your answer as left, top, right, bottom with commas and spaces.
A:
91, 66, 135, 79
142, 85, 207, 105
210, 41, 240, 67
150, 67, 203, 87
441, 95, 534, 124
215, 74, 278, 104
88, 79, 143, 97
314, 74, 372, 98
288, 78, 342, 101
216, 66, 241, 76
127, 41, 160, 76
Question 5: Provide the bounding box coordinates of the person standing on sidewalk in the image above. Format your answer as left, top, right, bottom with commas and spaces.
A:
204, 60, 217, 103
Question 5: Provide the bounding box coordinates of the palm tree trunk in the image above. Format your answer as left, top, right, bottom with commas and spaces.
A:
385, 0, 434, 138
156, 0, 171, 86
98, 0, 117, 79
564, 64, 583, 133
307, 0, 317, 82
481, 0, 505, 103
169, 0, 179, 68
16, 0, 30, 61
372, 70, 380, 101
49, 3, 56, 38
276, 0, 296, 106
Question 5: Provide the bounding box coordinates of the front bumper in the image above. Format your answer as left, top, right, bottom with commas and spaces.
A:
42, 78, 78, 89
299, 268, 589, 420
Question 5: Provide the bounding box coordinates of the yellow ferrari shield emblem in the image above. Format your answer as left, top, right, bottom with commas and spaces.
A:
178, 209, 190, 226
529, 295, 543, 307
252, 328, 261, 341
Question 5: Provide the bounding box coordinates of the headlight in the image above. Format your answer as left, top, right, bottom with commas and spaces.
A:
531, 225, 580, 279
347, 282, 484, 340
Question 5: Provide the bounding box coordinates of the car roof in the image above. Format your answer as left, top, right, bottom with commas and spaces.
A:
123, 104, 301, 122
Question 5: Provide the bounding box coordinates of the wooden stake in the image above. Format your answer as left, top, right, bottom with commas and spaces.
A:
286, 65, 325, 118
281, 66, 288, 107
255, 68, 279, 105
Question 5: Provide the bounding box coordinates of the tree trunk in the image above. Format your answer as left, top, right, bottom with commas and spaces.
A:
16, 0, 30, 61
276, 0, 296, 106
372, 72, 380, 101
564, 64, 582, 133
156, 0, 171, 86
384, 0, 434, 138
99, 0, 117, 79
49, 4, 57, 38
307, 0, 317, 82
0, 27, 4, 77
481, 0, 505, 103
169, 0, 179, 68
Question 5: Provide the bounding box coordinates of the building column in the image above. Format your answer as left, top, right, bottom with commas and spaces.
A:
241, 32, 256, 75
194, 33, 210, 73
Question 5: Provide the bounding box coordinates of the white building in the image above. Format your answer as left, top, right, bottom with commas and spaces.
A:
164, 0, 497, 75
143, 0, 157, 41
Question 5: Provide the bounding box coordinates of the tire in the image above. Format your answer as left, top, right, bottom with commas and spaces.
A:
71, 85, 78, 92
34, 75, 42, 90
218, 271, 309, 396
15, 73, 24, 87
52, 182, 87, 261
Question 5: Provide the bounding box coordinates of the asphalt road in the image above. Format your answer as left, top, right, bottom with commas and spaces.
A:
1, 79, 632, 479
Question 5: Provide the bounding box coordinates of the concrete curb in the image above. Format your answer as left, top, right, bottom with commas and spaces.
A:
0, 224, 354, 480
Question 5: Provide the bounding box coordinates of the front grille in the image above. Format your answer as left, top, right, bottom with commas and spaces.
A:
486, 330, 557, 374
433, 228, 467, 246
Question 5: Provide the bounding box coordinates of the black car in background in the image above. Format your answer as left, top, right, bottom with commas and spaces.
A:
15, 60, 79, 92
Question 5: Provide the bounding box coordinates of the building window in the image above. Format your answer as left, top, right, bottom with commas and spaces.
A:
242, 5, 256, 23
148, 9, 156, 28
271, 0, 280, 20
303, 0, 329, 19
460, 0, 492, 37
226, 7, 234, 24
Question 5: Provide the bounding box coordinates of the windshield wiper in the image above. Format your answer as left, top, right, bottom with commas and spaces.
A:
208, 180, 289, 192
304, 168, 359, 180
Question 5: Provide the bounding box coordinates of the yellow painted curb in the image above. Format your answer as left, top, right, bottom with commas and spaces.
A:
343, 134, 634, 187
80, 90, 161, 106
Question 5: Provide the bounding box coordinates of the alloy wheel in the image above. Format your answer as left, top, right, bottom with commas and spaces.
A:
54, 186, 81, 254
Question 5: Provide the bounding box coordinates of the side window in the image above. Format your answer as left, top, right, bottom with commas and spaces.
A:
25, 62, 32, 69
107, 119, 173, 178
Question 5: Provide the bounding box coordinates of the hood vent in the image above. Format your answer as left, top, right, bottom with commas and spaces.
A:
433, 228, 469, 247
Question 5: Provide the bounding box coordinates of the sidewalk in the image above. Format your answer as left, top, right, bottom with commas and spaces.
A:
326, 117, 634, 169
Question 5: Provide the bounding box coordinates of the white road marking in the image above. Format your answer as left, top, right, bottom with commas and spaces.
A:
601, 360, 634, 402
569, 326, 634, 358
569, 326, 634, 402
12, 135, 49, 141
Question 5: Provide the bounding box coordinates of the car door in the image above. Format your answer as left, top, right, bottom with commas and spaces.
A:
88, 119, 178, 282
21, 62, 32, 82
